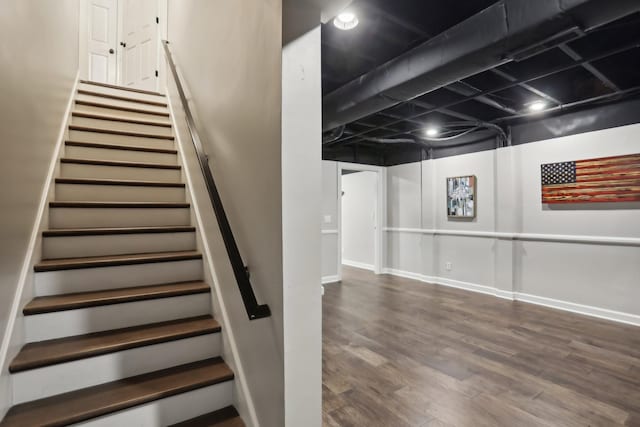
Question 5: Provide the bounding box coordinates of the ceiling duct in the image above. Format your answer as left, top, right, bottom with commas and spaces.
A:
323, 0, 640, 131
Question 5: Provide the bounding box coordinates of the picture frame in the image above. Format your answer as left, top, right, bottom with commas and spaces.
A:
447, 175, 476, 218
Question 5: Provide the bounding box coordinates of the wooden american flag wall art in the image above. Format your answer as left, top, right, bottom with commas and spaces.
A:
540, 153, 640, 204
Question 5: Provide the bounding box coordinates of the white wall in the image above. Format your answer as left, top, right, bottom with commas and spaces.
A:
0, 0, 80, 418
166, 1, 284, 425
384, 123, 640, 325
282, 24, 323, 427
342, 172, 377, 269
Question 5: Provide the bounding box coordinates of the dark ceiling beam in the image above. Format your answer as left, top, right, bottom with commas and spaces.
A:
445, 81, 518, 114
557, 43, 621, 91
361, 2, 430, 39
376, 112, 425, 126
328, 39, 640, 145
407, 100, 479, 122
321, 40, 378, 65
490, 68, 563, 105
323, 0, 640, 131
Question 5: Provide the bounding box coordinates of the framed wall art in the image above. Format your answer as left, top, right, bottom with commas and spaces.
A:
541, 153, 640, 204
447, 175, 476, 218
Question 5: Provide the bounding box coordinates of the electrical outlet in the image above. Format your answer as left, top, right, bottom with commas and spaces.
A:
445, 262, 453, 271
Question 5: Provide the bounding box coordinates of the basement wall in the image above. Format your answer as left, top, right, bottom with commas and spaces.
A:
322, 123, 640, 324
0, 0, 80, 418
167, 1, 284, 425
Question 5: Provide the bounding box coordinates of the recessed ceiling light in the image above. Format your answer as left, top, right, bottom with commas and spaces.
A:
425, 127, 439, 137
334, 12, 359, 31
529, 101, 547, 112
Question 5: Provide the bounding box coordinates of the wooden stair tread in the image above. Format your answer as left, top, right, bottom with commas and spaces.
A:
170, 406, 244, 427
80, 80, 166, 97
1, 357, 233, 426
78, 89, 168, 107
69, 124, 175, 140
55, 177, 185, 188
61, 157, 181, 169
75, 100, 170, 117
43, 225, 195, 237
66, 139, 178, 154
34, 251, 201, 272
50, 201, 189, 208
23, 281, 210, 315
72, 111, 172, 127
10, 315, 219, 372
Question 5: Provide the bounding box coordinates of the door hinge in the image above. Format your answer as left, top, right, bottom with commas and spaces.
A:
155, 70, 158, 77
156, 16, 159, 24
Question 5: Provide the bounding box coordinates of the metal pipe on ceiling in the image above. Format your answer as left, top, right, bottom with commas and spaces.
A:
322, 0, 640, 132
329, 39, 640, 145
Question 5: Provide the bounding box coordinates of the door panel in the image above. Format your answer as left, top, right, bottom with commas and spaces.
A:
87, 0, 117, 83
122, 0, 158, 91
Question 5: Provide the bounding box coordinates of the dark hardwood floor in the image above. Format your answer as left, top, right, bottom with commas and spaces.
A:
322, 266, 640, 427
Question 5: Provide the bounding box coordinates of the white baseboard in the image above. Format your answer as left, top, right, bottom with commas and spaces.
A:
382, 268, 640, 327
515, 292, 640, 327
342, 260, 374, 271
322, 275, 340, 285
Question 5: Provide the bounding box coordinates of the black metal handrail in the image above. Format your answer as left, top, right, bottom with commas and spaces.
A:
161, 40, 271, 320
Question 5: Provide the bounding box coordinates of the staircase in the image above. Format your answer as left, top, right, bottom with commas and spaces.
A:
0, 81, 244, 426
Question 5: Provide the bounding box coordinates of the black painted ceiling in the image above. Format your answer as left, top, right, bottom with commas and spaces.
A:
321, 0, 640, 166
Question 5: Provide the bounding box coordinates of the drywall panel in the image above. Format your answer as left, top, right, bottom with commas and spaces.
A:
342, 171, 377, 268
167, 1, 284, 425
386, 231, 424, 274
387, 163, 422, 228
435, 235, 495, 288
322, 161, 339, 232
321, 161, 339, 281
434, 149, 496, 231
282, 24, 323, 427
515, 123, 640, 238
517, 241, 640, 315
0, 0, 79, 418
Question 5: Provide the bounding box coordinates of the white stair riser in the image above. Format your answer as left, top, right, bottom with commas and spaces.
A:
76, 93, 168, 114
75, 381, 234, 427
35, 259, 203, 296
69, 129, 174, 149
43, 232, 196, 259
55, 183, 186, 203
64, 144, 178, 165
13, 333, 220, 404
74, 103, 169, 122
72, 116, 173, 137
25, 293, 211, 342
50, 207, 191, 228
78, 83, 166, 104
61, 163, 182, 182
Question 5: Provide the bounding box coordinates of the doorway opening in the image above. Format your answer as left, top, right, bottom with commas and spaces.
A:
337, 163, 384, 279
79, 0, 168, 92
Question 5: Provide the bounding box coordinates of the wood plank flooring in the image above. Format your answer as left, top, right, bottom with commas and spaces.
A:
322, 266, 640, 427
